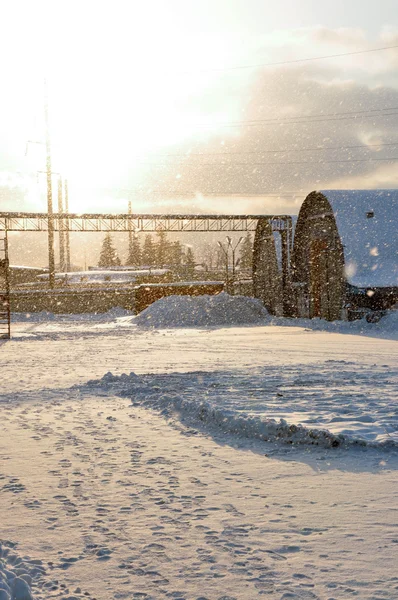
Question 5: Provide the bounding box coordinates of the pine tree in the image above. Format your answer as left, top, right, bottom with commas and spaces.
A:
98, 233, 121, 268
156, 230, 170, 267
185, 246, 196, 278
169, 240, 183, 266
126, 233, 141, 266
142, 234, 156, 267
239, 232, 253, 271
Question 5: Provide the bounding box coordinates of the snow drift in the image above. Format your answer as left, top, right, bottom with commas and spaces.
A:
0, 542, 43, 600
134, 292, 269, 328
86, 368, 398, 450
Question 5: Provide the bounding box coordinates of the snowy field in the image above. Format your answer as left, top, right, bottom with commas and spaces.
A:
1, 294, 398, 599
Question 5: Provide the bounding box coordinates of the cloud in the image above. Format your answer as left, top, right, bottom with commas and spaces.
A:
324, 161, 398, 190
140, 53, 398, 205
2, 24, 398, 268
310, 26, 367, 47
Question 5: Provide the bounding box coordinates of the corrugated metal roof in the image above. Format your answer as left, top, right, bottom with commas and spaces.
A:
319, 190, 398, 287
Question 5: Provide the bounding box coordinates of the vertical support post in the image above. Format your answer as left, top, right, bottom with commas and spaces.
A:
4, 229, 11, 339
281, 217, 293, 316
64, 179, 71, 271
128, 200, 133, 263
225, 237, 232, 294
44, 79, 55, 288
281, 229, 288, 293
58, 176, 65, 271
128, 200, 133, 240
0, 228, 11, 339
225, 253, 229, 291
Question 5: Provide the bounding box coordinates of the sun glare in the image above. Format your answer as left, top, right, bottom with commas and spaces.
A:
0, 3, 255, 214
1, 2, 250, 214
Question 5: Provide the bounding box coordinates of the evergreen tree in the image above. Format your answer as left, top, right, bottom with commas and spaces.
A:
126, 233, 141, 266
156, 230, 170, 267
185, 246, 196, 278
142, 234, 156, 267
98, 233, 121, 267
239, 232, 253, 271
169, 240, 183, 266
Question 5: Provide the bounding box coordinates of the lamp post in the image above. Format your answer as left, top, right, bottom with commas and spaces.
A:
217, 240, 229, 290
226, 236, 244, 290
64, 179, 71, 272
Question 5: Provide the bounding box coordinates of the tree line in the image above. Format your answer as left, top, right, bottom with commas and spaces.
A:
98, 230, 253, 271
98, 231, 196, 269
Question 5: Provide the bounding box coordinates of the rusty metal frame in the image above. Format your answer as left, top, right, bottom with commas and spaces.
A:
0, 212, 291, 234
0, 229, 11, 339
0, 212, 294, 332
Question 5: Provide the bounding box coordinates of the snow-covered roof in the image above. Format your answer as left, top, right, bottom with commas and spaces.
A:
37, 269, 170, 282
319, 190, 398, 288
136, 281, 223, 288
10, 265, 48, 272
88, 266, 171, 272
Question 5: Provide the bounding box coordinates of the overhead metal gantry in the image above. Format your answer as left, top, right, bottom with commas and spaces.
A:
0, 211, 294, 337
0, 212, 291, 234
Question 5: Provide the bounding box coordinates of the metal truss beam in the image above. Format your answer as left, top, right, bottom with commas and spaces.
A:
0, 212, 291, 233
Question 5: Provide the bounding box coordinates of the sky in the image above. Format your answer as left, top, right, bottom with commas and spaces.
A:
1, 0, 398, 265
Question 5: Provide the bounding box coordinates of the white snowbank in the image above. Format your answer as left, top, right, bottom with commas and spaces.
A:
269, 307, 398, 339
86, 367, 397, 449
134, 292, 269, 328
0, 542, 40, 600
0, 541, 91, 599
12, 306, 134, 323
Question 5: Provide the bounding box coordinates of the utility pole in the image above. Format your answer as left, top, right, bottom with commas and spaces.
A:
128, 200, 133, 247
64, 179, 71, 271
44, 79, 55, 288
217, 240, 230, 291
226, 236, 243, 292
57, 176, 66, 272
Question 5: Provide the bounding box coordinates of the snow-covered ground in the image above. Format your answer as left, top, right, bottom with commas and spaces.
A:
1, 295, 397, 599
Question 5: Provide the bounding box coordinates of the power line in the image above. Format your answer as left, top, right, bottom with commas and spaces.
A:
119, 105, 398, 134
145, 141, 398, 158
95, 187, 306, 197
138, 105, 398, 133
190, 109, 398, 130
222, 105, 398, 124
136, 156, 398, 167
189, 43, 398, 74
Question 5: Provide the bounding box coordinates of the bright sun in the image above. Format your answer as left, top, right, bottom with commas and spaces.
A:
3, 2, 248, 213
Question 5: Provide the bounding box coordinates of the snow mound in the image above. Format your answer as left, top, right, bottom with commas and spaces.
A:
375, 307, 398, 331
0, 542, 38, 600
134, 292, 269, 328
86, 370, 397, 450
0, 540, 92, 599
